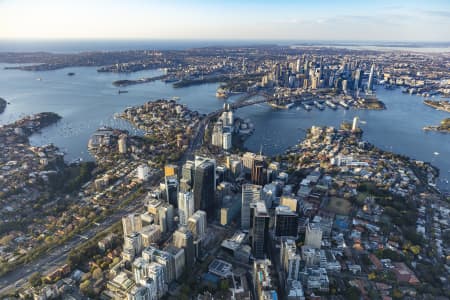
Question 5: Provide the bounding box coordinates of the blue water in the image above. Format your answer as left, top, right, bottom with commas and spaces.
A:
1, 40, 450, 53
0, 64, 448, 191
0, 39, 275, 53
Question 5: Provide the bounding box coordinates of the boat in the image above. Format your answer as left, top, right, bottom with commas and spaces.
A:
433, 152, 440, 156
118, 90, 128, 94
302, 103, 312, 111
36, 78, 42, 81
286, 103, 295, 109
67, 72, 75, 76
339, 100, 349, 109
172, 96, 181, 101
325, 100, 337, 110
313, 100, 325, 110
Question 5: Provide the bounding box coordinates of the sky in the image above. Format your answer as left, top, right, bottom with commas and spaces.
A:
1, 0, 450, 41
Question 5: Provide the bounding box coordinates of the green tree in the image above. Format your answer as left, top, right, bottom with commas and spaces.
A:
29, 272, 42, 287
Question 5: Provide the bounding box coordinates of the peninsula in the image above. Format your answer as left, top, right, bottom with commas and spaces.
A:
423, 99, 450, 113
423, 118, 450, 133
112, 74, 168, 87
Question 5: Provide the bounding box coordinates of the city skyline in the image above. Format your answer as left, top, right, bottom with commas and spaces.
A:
1, 0, 450, 41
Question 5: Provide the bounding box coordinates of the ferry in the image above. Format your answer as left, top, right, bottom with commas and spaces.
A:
325, 100, 337, 110
118, 90, 128, 94
286, 103, 295, 109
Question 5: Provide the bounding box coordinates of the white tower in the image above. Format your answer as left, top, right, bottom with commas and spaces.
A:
352, 116, 359, 132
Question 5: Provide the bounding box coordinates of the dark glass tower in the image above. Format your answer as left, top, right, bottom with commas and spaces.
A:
193, 161, 215, 216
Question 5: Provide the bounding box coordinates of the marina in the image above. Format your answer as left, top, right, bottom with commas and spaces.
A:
0, 65, 448, 191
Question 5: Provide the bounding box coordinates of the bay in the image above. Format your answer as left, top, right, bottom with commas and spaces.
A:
0, 64, 448, 191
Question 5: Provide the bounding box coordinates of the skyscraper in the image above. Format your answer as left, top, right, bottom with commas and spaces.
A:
165, 176, 179, 208
367, 63, 375, 92
178, 191, 194, 226
188, 210, 207, 240
173, 226, 195, 268
274, 206, 298, 238
181, 160, 195, 187
241, 184, 262, 230
352, 116, 359, 132
251, 160, 266, 185
251, 202, 269, 259
118, 134, 127, 154
280, 239, 301, 281
193, 157, 216, 216
122, 213, 143, 237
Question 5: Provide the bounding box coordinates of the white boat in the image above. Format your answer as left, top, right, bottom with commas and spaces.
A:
433, 152, 440, 155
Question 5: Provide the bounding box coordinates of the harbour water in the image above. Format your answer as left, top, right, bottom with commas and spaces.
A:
0, 64, 448, 191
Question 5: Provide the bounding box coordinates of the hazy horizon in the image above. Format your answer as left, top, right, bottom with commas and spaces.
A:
1, 0, 450, 41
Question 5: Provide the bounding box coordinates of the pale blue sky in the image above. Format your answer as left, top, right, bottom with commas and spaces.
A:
1, 0, 450, 41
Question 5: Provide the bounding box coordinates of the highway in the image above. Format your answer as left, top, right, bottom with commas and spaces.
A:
0, 193, 147, 295
0, 91, 272, 295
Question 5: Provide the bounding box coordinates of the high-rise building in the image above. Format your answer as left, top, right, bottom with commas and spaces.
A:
178, 191, 194, 226
125, 232, 143, 257
127, 279, 157, 300
118, 134, 127, 154
165, 176, 179, 208
181, 160, 195, 187
158, 204, 174, 233
193, 157, 216, 216
164, 245, 185, 280
280, 196, 298, 213
164, 164, 178, 177
281, 239, 301, 281
140, 225, 161, 247
188, 210, 207, 240
142, 246, 176, 284
367, 63, 375, 92
211, 121, 223, 148
133, 257, 150, 284
122, 214, 143, 237
222, 131, 232, 151
173, 226, 195, 268
352, 116, 359, 132
353, 68, 362, 91
148, 262, 167, 299
251, 202, 269, 259
241, 184, 262, 230
305, 223, 323, 249
252, 160, 266, 185
274, 206, 298, 238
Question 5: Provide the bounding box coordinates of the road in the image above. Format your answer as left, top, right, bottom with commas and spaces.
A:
0, 193, 146, 295
0, 92, 272, 294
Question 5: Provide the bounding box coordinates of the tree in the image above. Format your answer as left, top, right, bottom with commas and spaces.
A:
344, 286, 361, 300
219, 279, 229, 291
29, 272, 42, 287
92, 268, 103, 280
80, 279, 91, 294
